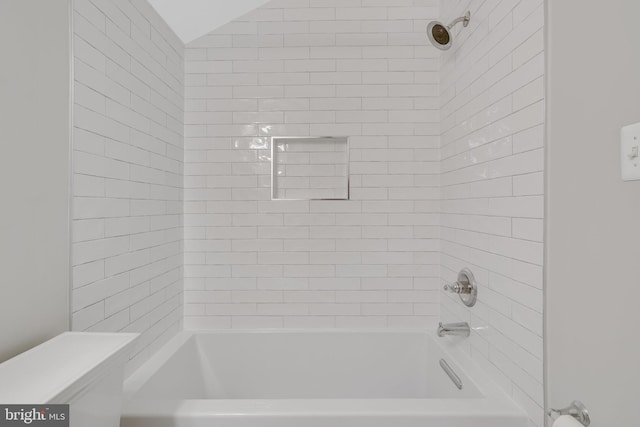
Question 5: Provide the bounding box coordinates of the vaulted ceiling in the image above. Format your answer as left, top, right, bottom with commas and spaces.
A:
147, 0, 271, 44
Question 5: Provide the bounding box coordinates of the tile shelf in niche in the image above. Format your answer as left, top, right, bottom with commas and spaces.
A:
271, 136, 350, 201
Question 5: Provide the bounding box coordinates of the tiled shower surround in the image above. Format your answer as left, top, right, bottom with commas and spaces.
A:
71, 0, 184, 370
439, 0, 544, 425
68, 0, 544, 424
183, 0, 442, 330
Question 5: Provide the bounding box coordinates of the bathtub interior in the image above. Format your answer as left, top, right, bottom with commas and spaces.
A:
129, 331, 483, 400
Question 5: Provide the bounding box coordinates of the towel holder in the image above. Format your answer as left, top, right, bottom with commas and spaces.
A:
548, 401, 590, 426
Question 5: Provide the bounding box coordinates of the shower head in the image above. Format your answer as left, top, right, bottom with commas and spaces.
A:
427, 11, 471, 51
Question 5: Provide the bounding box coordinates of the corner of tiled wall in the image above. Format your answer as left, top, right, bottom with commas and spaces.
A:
438, 0, 544, 426
71, 0, 185, 373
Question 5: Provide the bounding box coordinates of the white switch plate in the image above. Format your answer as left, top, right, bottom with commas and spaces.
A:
621, 122, 640, 181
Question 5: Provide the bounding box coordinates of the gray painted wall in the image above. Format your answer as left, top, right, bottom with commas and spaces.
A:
0, 0, 71, 362
545, 0, 640, 425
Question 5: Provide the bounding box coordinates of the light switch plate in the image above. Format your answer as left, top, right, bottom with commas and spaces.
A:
621, 122, 640, 181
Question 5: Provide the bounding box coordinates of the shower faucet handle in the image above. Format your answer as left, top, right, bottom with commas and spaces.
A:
444, 269, 478, 307
444, 282, 472, 294
443, 282, 462, 293
443, 281, 472, 294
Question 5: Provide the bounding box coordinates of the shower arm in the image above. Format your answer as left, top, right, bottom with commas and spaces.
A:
447, 12, 471, 29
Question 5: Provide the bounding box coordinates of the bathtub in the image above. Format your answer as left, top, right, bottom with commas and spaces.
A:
121, 330, 526, 427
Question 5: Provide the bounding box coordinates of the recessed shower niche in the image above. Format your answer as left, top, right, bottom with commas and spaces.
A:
271, 136, 349, 201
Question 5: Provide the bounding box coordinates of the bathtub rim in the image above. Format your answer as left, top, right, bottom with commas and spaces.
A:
122, 329, 526, 420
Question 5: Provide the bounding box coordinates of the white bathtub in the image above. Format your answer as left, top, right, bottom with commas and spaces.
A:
121, 330, 526, 427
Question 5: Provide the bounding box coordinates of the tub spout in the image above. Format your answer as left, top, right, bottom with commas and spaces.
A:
437, 322, 470, 337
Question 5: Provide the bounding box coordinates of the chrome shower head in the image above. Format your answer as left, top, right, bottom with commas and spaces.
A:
427, 11, 471, 51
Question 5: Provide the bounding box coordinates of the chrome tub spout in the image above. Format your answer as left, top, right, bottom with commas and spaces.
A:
437, 322, 470, 337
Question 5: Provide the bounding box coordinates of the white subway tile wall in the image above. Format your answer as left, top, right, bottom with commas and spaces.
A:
71, 0, 184, 372
438, 0, 544, 426
184, 0, 441, 330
